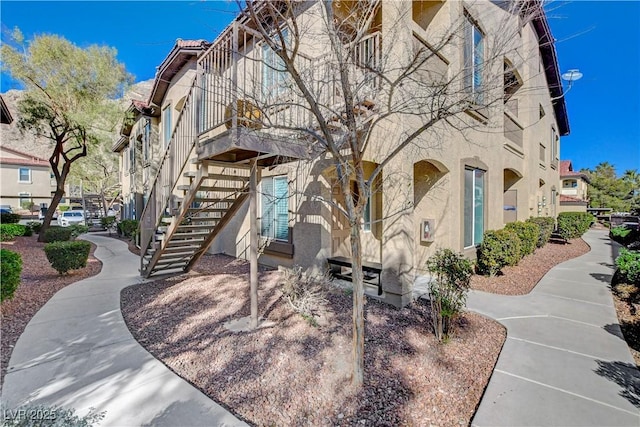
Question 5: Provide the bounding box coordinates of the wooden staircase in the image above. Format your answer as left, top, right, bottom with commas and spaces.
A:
140, 161, 250, 277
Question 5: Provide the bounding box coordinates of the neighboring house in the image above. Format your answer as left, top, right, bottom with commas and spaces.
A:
0, 95, 13, 124
126, 1, 568, 307
559, 160, 590, 213
113, 39, 210, 220
0, 146, 55, 211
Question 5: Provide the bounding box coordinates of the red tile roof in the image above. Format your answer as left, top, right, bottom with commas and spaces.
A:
0, 146, 49, 167
560, 160, 590, 182
560, 195, 587, 204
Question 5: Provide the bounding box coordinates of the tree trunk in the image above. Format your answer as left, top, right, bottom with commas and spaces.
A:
350, 218, 365, 387
38, 164, 71, 242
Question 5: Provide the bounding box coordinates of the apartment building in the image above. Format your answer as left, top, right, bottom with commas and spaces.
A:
0, 146, 55, 211
120, 0, 568, 307
559, 160, 589, 213
113, 39, 210, 220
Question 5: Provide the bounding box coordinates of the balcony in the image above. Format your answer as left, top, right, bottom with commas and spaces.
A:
195, 24, 382, 166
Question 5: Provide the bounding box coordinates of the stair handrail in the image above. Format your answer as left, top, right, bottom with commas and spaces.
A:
139, 76, 200, 263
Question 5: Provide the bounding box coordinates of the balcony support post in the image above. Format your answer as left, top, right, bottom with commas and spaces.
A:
249, 159, 259, 329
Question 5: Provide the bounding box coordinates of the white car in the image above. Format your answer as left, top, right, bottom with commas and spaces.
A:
57, 211, 85, 227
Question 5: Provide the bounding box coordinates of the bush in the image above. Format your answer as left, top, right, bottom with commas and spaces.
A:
526, 216, 555, 248
26, 221, 42, 234
44, 240, 91, 275
0, 212, 21, 224
476, 229, 521, 276
1, 249, 22, 302
280, 265, 329, 326
615, 248, 640, 286
43, 226, 73, 243
101, 216, 117, 234
69, 224, 89, 238
0, 224, 27, 241
118, 219, 139, 239
505, 221, 540, 257
426, 248, 473, 342
610, 225, 640, 247
556, 212, 593, 241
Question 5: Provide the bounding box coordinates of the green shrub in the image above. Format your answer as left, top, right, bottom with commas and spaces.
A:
526, 216, 555, 248
426, 248, 474, 342
505, 221, 540, 257
44, 240, 91, 275
615, 248, 640, 285
0, 224, 27, 241
556, 212, 593, 241
118, 219, 139, 239
26, 221, 42, 234
476, 229, 521, 276
610, 225, 639, 247
0, 212, 21, 224
43, 226, 73, 243
1, 249, 22, 302
69, 223, 89, 238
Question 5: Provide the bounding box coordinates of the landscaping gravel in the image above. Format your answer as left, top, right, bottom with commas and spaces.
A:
121, 254, 506, 426
0, 234, 102, 388
470, 237, 591, 295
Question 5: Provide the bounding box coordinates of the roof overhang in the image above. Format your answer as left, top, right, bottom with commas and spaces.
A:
148, 40, 210, 109
530, 3, 570, 136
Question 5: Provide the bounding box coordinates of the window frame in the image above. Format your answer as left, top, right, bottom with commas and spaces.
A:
18, 167, 31, 183
260, 175, 289, 242
261, 28, 291, 101
463, 166, 485, 249
162, 104, 172, 149
463, 11, 485, 104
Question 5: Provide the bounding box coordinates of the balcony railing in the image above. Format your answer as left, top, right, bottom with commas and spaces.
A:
197, 24, 382, 139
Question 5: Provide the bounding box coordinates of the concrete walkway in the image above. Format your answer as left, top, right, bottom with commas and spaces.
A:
469, 229, 640, 426
1, 233, 247, 427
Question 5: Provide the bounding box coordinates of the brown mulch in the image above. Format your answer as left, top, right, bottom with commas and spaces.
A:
611, 280, 640, 366
122, 254, 506, 426
0, 234, 103, 388
470, 237, 591, 295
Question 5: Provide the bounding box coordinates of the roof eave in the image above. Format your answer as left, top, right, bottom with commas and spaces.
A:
531, 7, 570, 136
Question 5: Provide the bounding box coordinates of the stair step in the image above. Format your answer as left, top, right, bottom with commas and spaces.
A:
177, 224, 217, 231
178, 185, 243, 193
187, 206, 230, 212
171, 231, 211, 239
149, 245, 201, 255
166, 239, 206, 247
183, 171, 249, 181
193, 197, 236, 203
145, 249, 196, 260
155, 257, 192, 265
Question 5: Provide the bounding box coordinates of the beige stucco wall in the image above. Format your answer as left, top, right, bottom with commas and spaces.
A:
0, 147, 54, 209
204, 0, 563, 307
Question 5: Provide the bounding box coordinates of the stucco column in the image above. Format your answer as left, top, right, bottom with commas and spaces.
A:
380, 155, 415, 308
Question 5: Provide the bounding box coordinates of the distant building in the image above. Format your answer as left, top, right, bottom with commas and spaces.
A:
559, 160, 589, 213
0, 146, 55, 211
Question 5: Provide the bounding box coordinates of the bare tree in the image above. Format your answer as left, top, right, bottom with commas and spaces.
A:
234, 0, 551, 386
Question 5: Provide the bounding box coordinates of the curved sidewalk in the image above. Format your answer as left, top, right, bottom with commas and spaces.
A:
1, 233, 247, 427
469, 229, 640, 426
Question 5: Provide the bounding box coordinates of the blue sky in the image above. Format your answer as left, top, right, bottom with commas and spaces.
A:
1, 1, 639, 175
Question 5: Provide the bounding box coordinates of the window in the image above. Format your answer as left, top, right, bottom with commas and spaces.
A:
142, 119, 151, 164
351, 182, 372, 232
464, 167, 485, 248
261, 176, 289, 241
551, 127, 559, 167
262, 29, 289, 99
163, 105, 172, 149
463, 13, 484, 104
563, 180, 577, 188
19, 167, 31, 183
19, 192, 30, 209
128, 141, 135, 173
